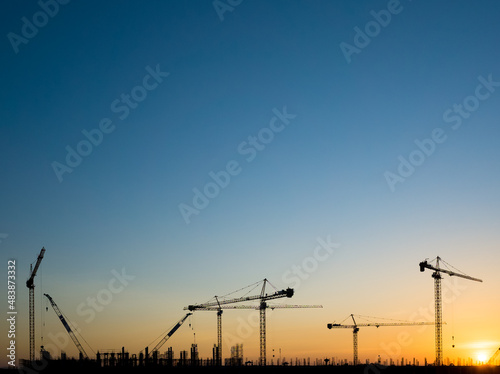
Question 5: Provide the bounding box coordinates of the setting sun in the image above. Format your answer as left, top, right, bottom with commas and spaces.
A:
477, 353, 487, 363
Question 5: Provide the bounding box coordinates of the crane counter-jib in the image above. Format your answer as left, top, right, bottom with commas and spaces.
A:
186, 287, 294, 310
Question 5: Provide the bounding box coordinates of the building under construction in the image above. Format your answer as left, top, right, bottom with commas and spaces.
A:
18, 249, 497, 374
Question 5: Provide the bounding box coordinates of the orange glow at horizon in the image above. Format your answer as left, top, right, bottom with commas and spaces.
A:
477, 353, 487, 363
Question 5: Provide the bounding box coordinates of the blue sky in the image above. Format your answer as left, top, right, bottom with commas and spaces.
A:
1, 0, 499, 366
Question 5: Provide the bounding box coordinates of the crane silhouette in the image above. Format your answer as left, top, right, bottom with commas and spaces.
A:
185, 279, 294, 365
26, 247, 45, 361
328, 314, 434, 365
200, 302, 322, 365
44, 293, 91, 359
419, 256, 482, 366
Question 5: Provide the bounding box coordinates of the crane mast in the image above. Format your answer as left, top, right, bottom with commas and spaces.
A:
26, 247, 45, 361
327, 314, 435, 365
215, 297, 222, 366
185, 279, 295, 366
200, 303, 322, 366
44, 294, 88, 359
419, 256, 482, 366
255, 279, 295, 366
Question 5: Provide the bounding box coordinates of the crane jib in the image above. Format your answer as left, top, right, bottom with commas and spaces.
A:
186, 287, 294, 310
167, 323, 182, 337
44, 293, 89, 359
419, 260, 482, 282
151, 313, 192, 352
59, 316, 72, 334
26, 247, 46, 288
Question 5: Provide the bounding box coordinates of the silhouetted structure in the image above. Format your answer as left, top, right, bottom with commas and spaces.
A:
327, 314, 434, 365
419, 256, 482, 366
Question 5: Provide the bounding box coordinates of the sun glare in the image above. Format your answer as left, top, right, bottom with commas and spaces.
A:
477, 353, 487, 363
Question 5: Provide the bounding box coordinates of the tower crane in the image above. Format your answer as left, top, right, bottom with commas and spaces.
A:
200, 303, 323, 366
327, 314, 435, 365
44, 294, 90, 359
26, 247, 46, 361
419, 256, 482, 366
184, 278, 294, 366
194, 296, 223, 366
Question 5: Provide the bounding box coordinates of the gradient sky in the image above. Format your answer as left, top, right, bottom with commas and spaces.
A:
1, 0, 499, 367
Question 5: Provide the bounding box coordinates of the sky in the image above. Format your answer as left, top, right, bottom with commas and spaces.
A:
1, 0, 499, 368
